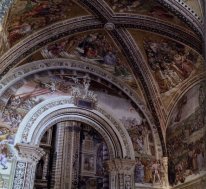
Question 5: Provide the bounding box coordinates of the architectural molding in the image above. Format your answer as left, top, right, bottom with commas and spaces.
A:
12, 144, 45, 189
15, 143, 45, 163
158, 0, 203, 29
0, 59, 164, 157
14, 96, 135, 159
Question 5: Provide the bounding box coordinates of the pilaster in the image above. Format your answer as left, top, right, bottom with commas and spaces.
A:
12, 143, 45, 189
106, 159, 136, 189
162, 157, 169, 189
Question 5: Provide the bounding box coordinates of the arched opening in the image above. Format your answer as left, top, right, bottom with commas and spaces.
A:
34, 122, 110, 189
0, 60, 163, 189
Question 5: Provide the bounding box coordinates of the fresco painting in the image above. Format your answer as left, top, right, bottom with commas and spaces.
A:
0, 71, 151, 147
167, 83, 206, 186
97, 93, 166, 186
6, 0, 88, 46
144, 39, 200, 94
0, 137, 15, 188
105, 0, 189, 28
40, 32, 138, 89
128, 29, 205, 109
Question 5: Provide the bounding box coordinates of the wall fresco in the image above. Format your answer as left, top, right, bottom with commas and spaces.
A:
167, 82, 206, 186
0, 71, 152, 147
29, 31, 140, 92
129, 29, 205, 108
144, 39, 198, 94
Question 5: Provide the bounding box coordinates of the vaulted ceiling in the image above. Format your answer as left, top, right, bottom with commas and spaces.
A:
0, 0, 205, 153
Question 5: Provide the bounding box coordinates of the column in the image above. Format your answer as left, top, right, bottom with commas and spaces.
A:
60, 121, 81, 189
106, 159, 136, 189
53, 123, 65, 189
162, 157, 169, 189
12, 143, 45, 189
103, 143, 109, 189
42, 151, 49, 180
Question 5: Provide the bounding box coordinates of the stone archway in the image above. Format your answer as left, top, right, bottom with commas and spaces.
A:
12, 96, 136, 189
0, 59, 165, 188
0, 59, 163, 158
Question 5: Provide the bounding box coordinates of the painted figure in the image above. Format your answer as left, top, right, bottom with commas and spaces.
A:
135, 159, 144, 183
144, 40, 197, 93
0, 143, 8, 169
151, 160, 162, 185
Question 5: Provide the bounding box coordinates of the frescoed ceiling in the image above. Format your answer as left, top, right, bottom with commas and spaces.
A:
0, 0, 205, 149
6, 0, 90, 46
17, 30, 145, 99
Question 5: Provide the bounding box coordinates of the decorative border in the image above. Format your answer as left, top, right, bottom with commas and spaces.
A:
16, 97, 134, 159
12, 162, 26, 189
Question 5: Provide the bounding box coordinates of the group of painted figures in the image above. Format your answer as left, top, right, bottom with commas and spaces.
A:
135, 158, 166, 186
144, 40, 197, 93
167, 137, 205, 186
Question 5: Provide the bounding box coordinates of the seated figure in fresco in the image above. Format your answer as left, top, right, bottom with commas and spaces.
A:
153, 64, 171, 92
8, 22, 32, 45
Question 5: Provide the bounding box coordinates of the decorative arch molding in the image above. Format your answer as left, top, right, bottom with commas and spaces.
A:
0, 59, 152, 124
110, 28, 167, 155
166, 76, 206, 128
12, 96, 139, 189
158, 0, 203, 31
0, 59, 164, 156
15, 96, 136, 159
78, 0, 202, 37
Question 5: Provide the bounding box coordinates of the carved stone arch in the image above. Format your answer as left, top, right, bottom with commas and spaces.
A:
15, 96, 134, 159
0, 58, 163, 156
12, 96, 138, 189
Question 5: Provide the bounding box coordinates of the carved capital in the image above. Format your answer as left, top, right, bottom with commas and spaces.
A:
15, 143, 45, 163
106, 159, 135, 174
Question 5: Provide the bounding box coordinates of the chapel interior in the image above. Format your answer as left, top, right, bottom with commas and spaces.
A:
0, 0, 205, 189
